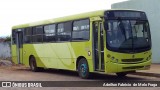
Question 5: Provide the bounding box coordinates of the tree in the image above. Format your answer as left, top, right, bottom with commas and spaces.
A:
0, 36, 11, 42
4, 36, 11, 42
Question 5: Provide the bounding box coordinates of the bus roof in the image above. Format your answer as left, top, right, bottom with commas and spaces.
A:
12, 9, 144, 29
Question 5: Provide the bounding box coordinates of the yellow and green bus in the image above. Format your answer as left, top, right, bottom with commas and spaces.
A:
11, 10, 152, 78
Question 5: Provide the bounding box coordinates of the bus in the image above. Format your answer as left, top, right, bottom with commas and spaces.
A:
11, 9, 152, 79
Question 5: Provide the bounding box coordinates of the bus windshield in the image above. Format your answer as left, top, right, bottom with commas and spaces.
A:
105, 20, 151, 53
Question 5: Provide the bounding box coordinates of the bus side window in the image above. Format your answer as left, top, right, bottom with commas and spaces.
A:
12, 30, 16, 44
72, 19, 89, 41
32, 26, 43, 43
57, 22, 72, 41
44, 24, 56, 42
24, 27, 32, 43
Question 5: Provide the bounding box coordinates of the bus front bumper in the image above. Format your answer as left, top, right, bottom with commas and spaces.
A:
105, 60, 151, 73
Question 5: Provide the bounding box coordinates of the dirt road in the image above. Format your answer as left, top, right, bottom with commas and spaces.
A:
0, 65, 160, 90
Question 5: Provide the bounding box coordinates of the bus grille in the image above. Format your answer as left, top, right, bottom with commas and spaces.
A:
121, 58, 143, 63
123, 66, 144, 69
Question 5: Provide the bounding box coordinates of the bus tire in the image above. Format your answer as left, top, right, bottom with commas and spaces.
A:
116, 72, 127, 77
78, 58, 90, 79
29, 56, 39, 72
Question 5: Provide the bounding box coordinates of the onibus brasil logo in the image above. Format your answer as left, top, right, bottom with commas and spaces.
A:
2, 82, 42, 87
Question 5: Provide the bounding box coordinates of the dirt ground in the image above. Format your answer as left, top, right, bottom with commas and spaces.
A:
0, 60, 160, 90
0, 60, 157, 81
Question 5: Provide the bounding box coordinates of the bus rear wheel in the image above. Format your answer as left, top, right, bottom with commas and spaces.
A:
116, 72, 127, 77
78, 58, 90, 79
29, 56, 40, 72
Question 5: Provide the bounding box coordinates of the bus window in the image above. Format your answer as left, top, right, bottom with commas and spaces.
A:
32, 26, 43, 43
24, 27, 32, 43
57, 22, 72, 41
72, 19, 89, 41
12, 30, 16, 44
44, 24, 56, 42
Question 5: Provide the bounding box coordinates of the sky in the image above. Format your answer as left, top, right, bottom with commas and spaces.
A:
0, 0, 127, 37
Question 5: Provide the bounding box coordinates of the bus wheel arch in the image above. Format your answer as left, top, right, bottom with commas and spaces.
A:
76, 56, 86, 70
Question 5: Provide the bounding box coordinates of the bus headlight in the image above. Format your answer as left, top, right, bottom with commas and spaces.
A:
148, 55, 151, 60
146, 57, 148, 61
107, 54, 111, 58
111, 57, 115, 60
147, 55, 152, 60
115, 59, 118, 62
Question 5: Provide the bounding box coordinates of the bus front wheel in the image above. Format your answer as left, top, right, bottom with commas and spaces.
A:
78, 58, 90, 79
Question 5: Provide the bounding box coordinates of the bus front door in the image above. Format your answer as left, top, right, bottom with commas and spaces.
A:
93, 22, 104, 71
15, 29, 23, 64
